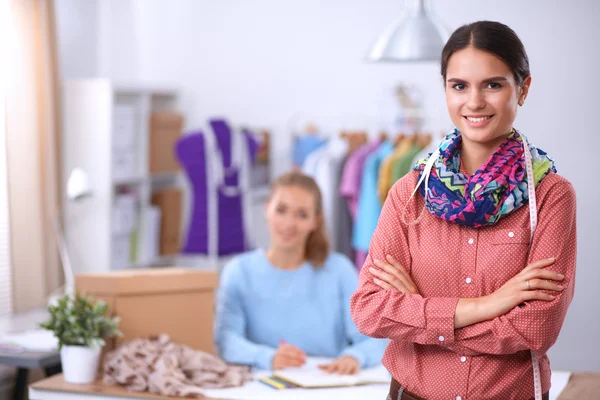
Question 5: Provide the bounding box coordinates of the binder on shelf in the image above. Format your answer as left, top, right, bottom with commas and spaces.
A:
149, 111, 184, 174
112, 105, 138, 181
137, 205, 161, 265
151, 188, 182, 255
112, 105, 137, 150
112, 193, 137, 235
111, 233, 131, 270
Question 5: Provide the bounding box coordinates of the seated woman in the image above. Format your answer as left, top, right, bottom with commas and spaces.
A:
215, 171, 387, 374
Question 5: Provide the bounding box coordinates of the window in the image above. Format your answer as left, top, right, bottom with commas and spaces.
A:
0, 91, 12, 317
0, 0, 13, 317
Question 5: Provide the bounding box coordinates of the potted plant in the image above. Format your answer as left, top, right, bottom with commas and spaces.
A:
41, 293, 121, 384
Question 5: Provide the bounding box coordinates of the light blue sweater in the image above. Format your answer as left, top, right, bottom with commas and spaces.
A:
215, 249, 388, 370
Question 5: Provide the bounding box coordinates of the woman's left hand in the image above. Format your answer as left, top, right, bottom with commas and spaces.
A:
318, 356, 360, 375
369, 255, 420, 295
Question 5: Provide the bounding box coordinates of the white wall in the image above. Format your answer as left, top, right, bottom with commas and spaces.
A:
53, 0, 98, 78
54, 0, 600, 372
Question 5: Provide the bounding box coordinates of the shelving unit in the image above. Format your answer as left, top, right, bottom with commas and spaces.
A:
61, 79, 184, 274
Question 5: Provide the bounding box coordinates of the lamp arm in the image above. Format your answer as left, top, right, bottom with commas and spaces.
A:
50, 212, 75, 296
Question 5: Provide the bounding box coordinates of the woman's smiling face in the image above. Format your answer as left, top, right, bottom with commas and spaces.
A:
445, 46, 530, 149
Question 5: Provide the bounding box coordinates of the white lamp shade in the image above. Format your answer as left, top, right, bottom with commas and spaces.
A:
367, 0, 449, 63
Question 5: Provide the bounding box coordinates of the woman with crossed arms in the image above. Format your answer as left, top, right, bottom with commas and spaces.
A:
351, 21, 576, 400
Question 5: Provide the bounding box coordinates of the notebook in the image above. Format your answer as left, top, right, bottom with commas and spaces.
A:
272, 360, 390, 389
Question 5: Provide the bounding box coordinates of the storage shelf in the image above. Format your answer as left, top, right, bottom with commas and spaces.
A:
130, 255, 177, 269
63, 79, 185, 274
114, 176, 147, 185
113, 172, 181, 186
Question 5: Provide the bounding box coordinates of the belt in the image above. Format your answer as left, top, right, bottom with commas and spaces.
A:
388, 378, 550, 400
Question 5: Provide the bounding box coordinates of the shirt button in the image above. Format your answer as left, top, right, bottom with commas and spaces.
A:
460, 356, 467, 362
508, 231, 515, 238
438, 335, 445, 342
456, 397, 463, 400
468, 238, 474, 245
465, 277, 472, 284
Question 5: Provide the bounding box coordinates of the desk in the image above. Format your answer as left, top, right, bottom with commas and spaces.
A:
29, 374, 215, 400
29, 372, 600, 400
28, 374, 387, 400
0, 309, 61, 400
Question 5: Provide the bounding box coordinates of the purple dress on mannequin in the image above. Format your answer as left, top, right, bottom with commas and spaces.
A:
176, 121, 258, 256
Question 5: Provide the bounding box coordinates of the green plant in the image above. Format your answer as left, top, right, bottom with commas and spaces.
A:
40, 292, 121, 350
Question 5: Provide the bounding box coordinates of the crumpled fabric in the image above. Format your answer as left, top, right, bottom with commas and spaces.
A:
103, 334, 252, 398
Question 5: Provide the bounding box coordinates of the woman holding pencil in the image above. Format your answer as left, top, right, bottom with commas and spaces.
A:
215, 171, 387, 374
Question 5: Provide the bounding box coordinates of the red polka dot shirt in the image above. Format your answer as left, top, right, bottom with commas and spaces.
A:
350, 171, 577, 400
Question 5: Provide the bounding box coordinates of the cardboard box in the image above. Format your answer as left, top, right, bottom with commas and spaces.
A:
149, 111, 184, 173
75, 267, 218, 354
151, 189, 182, 255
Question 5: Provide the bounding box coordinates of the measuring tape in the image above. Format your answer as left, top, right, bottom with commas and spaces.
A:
522, 135, 543, 400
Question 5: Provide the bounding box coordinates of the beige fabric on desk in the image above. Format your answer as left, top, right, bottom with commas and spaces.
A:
103, 334, 251, 398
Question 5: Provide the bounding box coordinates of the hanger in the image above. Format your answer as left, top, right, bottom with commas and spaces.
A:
378, 130, 389, 141
393, 132, 406, 147
340, 130, 368, 154
409, 132, 420, 145
304, 123, 319, 134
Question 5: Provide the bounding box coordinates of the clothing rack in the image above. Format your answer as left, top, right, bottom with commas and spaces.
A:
288, 108, 451, 141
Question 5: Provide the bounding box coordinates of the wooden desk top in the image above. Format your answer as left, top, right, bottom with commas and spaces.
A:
29, 374, 217, 399
29, 372, 600, 400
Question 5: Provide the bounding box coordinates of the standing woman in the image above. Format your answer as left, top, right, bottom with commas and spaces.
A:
351, 21, 576, 400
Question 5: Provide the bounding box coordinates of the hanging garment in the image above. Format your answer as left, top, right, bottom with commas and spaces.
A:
352, 140, 394, 254
336, 155, 354, 259
390, 143, 422, 184
339, 140, 382, 218
176, 132, 211, 255
292, 134, 327, 168
177, 123, 257, 256
378, 138, 412, 203
210, 119, 246, 254
302, 137, 349, 253
103, 334, 252, 397
412, 129, 556, 227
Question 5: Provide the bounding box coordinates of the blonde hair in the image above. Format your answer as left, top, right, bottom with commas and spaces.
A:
267, 171, 330, 267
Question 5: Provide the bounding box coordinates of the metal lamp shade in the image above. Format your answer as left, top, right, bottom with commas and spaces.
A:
367, 0, 448, 63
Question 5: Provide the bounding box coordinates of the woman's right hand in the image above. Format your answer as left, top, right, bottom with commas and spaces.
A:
272, 342, 306, 370
478, 257, 565, 321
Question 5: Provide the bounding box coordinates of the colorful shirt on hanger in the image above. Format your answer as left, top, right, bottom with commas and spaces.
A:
339, 140, 382, 218
302, 137, 349, 253
391, 144, 422, 184
377, 138, 413, 204
292, 135, 327, 168
352, 140, 394, 254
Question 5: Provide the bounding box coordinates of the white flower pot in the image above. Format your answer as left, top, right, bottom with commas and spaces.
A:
60, 345, 102, 384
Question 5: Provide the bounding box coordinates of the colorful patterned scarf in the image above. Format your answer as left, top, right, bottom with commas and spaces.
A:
413, 129, 556, 228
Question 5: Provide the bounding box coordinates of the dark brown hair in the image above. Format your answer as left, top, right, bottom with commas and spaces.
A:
267, 171, 330, 267
441, 21, 530, 86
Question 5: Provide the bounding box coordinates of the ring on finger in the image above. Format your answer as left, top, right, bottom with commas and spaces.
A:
526, 280, 531, 290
